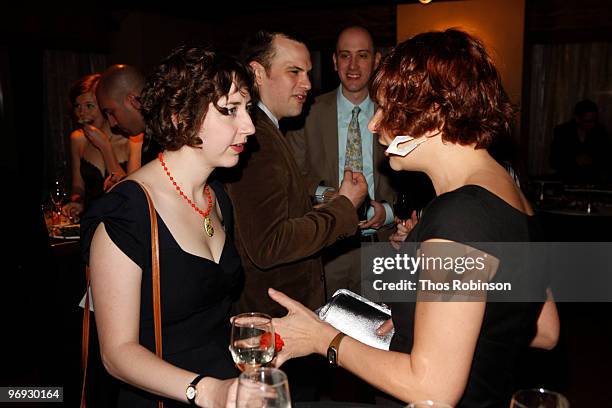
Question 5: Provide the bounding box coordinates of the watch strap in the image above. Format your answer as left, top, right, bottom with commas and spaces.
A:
327, 332, 346, 367
187, 374, 205, 405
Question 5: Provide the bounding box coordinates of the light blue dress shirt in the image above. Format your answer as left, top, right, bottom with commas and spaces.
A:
334, 87, 394, 228
337, 87, 376, 200
258, 101, 279, 128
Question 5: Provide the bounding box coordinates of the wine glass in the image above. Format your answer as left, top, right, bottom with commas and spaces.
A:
406, 401, 453, 408
510, 388, 570, 408
230, 312, 275, 372
394, 191, 413, 221
49, 176, 68, 225
236, 367, 291, 408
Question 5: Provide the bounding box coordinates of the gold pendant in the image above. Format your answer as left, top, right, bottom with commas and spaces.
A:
204, 216, 214, 237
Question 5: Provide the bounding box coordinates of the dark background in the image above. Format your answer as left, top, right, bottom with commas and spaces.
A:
1, 0, 611, 406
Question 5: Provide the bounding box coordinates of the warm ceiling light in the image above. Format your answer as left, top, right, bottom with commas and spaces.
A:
419, 0, 433, 3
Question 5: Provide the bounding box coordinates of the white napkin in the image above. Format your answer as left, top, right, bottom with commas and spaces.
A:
78, 287, 94, 312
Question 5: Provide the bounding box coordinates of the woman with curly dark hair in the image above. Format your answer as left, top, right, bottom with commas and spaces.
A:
81, 46, 255, 407
267, 29, 560, 407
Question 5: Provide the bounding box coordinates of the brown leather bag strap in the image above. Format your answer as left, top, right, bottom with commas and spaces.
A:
135, 182, 163, 359
80, 180, 164, 408
134, 182, 164, 408
80, 267, 91, 408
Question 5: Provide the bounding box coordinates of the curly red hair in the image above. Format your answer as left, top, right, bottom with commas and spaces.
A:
370, 29, 514, 149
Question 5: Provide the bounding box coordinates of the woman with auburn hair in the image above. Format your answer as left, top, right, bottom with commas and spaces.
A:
63, 73, 143, 219
268, 29, 559, 407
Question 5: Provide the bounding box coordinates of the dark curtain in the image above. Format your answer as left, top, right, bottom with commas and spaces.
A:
527, 42, 612, 177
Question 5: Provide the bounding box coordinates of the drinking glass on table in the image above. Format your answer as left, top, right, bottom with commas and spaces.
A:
230, 312, 275, 372
236, 367, 291, 408
510, 388, 570, 408
406, 401, 453, 408
49, 176, 68, 225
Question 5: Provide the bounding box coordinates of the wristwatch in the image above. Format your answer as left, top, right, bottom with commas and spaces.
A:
327, 332, 346, 367
186, 374, 205, 406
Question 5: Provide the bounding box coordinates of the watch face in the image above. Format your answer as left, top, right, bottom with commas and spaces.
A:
327, 347, 337, 365
186, 385, 196, 400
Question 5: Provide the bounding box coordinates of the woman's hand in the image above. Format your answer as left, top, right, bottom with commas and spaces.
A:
268, 288, 338, 367
103, 172, 126, 191
196, 377, 237, 408
375, 319, 394, 336
390, 210, 418, 250
83, 124, 111, 150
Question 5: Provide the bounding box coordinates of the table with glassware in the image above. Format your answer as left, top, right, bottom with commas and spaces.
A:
530, 182, 612, 240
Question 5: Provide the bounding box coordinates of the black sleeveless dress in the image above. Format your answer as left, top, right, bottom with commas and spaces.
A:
80, 158, 127, 208
81, 180, 241, 407
390, 185, 545, 408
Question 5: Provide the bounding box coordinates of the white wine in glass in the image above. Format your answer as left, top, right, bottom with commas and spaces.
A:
230, 312, 275, 372
510, 388, 570, 408
406, 401, 453, 408
236, 367, 291, 408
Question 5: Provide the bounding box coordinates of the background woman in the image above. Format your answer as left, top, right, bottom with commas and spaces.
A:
81, 46, 255, 407
269, 29, 560, 407
63, 73, 142, 218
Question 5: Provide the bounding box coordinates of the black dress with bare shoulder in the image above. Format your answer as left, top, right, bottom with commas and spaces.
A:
79, 158, 128, 208
390, 185, 546, 408
81, 180, 241, 407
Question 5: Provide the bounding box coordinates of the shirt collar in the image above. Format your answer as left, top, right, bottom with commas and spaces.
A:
257, 101, 279, 128
336, 86, 373, 114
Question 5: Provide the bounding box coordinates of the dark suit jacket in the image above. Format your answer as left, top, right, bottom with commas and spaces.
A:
225, 107, 359, 316
287, 89, 396, 204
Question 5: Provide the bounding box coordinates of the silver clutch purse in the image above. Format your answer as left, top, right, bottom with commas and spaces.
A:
316, 289, 393, 350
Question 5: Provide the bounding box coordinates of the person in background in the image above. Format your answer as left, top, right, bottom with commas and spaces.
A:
96, 64, 146, 137
287, 25, 397, 298
226, 30, 367, 318
63, 73, 142, 219
269, 29, 560, 407
223, 29, 367, 402
550, 99, 611, 185
81, 46, 255, 407
96, 64, 161, 164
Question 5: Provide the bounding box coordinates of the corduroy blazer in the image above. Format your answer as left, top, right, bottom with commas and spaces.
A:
225, 107, 359, 317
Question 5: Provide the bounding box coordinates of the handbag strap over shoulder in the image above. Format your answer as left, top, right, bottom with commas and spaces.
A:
134, 181, 164, 360
80, 180, 164, 408
80, 267, 91, 408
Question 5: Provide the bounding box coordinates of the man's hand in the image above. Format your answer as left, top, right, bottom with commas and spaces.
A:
338, 170, 368, 209
359, 200, 386, 230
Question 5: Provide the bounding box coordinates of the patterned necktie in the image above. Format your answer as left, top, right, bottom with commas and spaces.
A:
345, 106, 363, 172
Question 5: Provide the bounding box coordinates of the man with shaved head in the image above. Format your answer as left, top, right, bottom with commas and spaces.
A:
288, 25, 397, 299
96, 64, 146, 137
96, 64, 162, 163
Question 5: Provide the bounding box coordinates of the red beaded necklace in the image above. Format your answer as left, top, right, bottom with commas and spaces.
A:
158, 152, 214, 237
